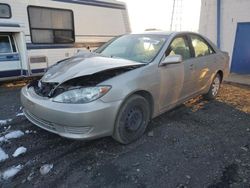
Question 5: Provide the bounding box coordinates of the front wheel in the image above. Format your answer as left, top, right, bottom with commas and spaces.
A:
203, 73, 221, 100
112, 95, 150, 144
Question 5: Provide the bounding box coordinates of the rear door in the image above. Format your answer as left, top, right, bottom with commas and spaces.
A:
188, 34, 216, 91
0, 34, 21, 79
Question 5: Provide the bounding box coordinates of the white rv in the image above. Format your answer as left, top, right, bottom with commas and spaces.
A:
0, 0, 130, 81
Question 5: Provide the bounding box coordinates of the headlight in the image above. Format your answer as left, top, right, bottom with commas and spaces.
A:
53, 86, 111, 104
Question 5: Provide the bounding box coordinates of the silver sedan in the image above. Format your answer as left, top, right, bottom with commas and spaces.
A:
21, 31, 229, 144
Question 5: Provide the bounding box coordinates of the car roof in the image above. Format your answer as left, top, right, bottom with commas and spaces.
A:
131, 30, 173, 36
131, 30, 200, 37
129, 30, 218, 52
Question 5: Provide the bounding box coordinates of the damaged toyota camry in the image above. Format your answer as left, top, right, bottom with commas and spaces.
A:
21, 31, 229, 144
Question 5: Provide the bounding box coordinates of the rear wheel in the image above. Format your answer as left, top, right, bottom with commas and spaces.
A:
203, 73, 221, 100
113, 95, 150, 144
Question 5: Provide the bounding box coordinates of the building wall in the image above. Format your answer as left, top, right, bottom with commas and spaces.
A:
199, 0, 217, 44
199, 0, 250, 67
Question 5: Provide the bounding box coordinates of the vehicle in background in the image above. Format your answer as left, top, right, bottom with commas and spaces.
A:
21, 31, 230, 144
0, 0, 130, 81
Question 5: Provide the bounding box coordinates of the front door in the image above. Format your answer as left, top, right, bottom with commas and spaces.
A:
159, 36, 194, 111
0, 34, 21, 80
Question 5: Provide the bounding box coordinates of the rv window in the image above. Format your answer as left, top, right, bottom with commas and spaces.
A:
9, 35, 17, 52
28, 6, 74, 44
0, 4, 11, 18
0, 36, 12, 53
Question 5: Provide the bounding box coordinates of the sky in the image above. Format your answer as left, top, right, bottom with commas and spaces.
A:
120, 0, 201, 32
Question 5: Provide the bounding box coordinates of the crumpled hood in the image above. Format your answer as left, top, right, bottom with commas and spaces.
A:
41, 52, 143, 83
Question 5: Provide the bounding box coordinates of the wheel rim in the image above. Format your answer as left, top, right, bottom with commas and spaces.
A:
212, 76, 220, 96
124, 106, 143, 132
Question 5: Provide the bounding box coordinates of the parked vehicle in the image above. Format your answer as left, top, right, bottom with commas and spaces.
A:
0, 0, 130, 81
21, 31, 230, 144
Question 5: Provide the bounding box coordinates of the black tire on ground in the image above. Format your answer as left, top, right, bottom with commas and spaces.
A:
112, 94, 150, 144
203, 73, 222, 100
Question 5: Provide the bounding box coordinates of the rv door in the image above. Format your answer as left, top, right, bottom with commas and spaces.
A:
0, 34, 21, 80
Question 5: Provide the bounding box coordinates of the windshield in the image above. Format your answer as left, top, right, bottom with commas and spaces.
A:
95, 34, 167, 63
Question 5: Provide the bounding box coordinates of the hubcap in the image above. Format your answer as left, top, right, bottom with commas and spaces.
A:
125, 107, 143, 132
212, 77, 220, 96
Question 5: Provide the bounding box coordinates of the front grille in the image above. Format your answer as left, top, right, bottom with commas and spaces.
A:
24, 109, 56, 131
65, 126, 92, 134
29, 80, 58, 97
24, 109, 92, 135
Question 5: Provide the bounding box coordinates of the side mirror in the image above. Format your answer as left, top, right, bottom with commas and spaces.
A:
160, 55, 183, 66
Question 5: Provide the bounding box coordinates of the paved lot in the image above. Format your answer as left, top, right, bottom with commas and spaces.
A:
0, 82, 249, 188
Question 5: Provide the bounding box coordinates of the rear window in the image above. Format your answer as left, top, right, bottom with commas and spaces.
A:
0, 4, 11, 18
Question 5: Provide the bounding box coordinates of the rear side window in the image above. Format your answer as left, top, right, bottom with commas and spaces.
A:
190, 35, 215, 57
166, 37, 191, 60
0, 36, 12, 53
0, 4, 11, 18
28, 6, 74, 44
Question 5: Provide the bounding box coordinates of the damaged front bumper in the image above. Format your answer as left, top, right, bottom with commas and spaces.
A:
21, 86, 122, 140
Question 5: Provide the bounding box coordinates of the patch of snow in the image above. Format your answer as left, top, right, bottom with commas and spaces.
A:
4, 125, 11, 130
0, 120, 7, 126
0, 130, 24, 142
16, 112, 24, 117
0, 119, 12, 126
25, 130, 37, 134
0, 148, 9, 162
5, 130, 24, 139
12, 147, 27, 157
40, 164, 53, 175
1, 165, 23, 180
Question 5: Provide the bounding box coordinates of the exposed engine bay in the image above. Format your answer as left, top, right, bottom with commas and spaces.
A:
29, 65, 143, 98
28, 51, 145, 98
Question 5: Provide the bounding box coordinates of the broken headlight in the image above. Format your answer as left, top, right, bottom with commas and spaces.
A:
52, 86, 111, 104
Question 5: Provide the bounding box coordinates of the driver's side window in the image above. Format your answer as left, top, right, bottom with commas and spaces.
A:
165, 37, 191, 60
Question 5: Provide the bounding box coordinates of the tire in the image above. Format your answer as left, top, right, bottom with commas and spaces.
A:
203, 73, 221, 100
112, 95, 150, 144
